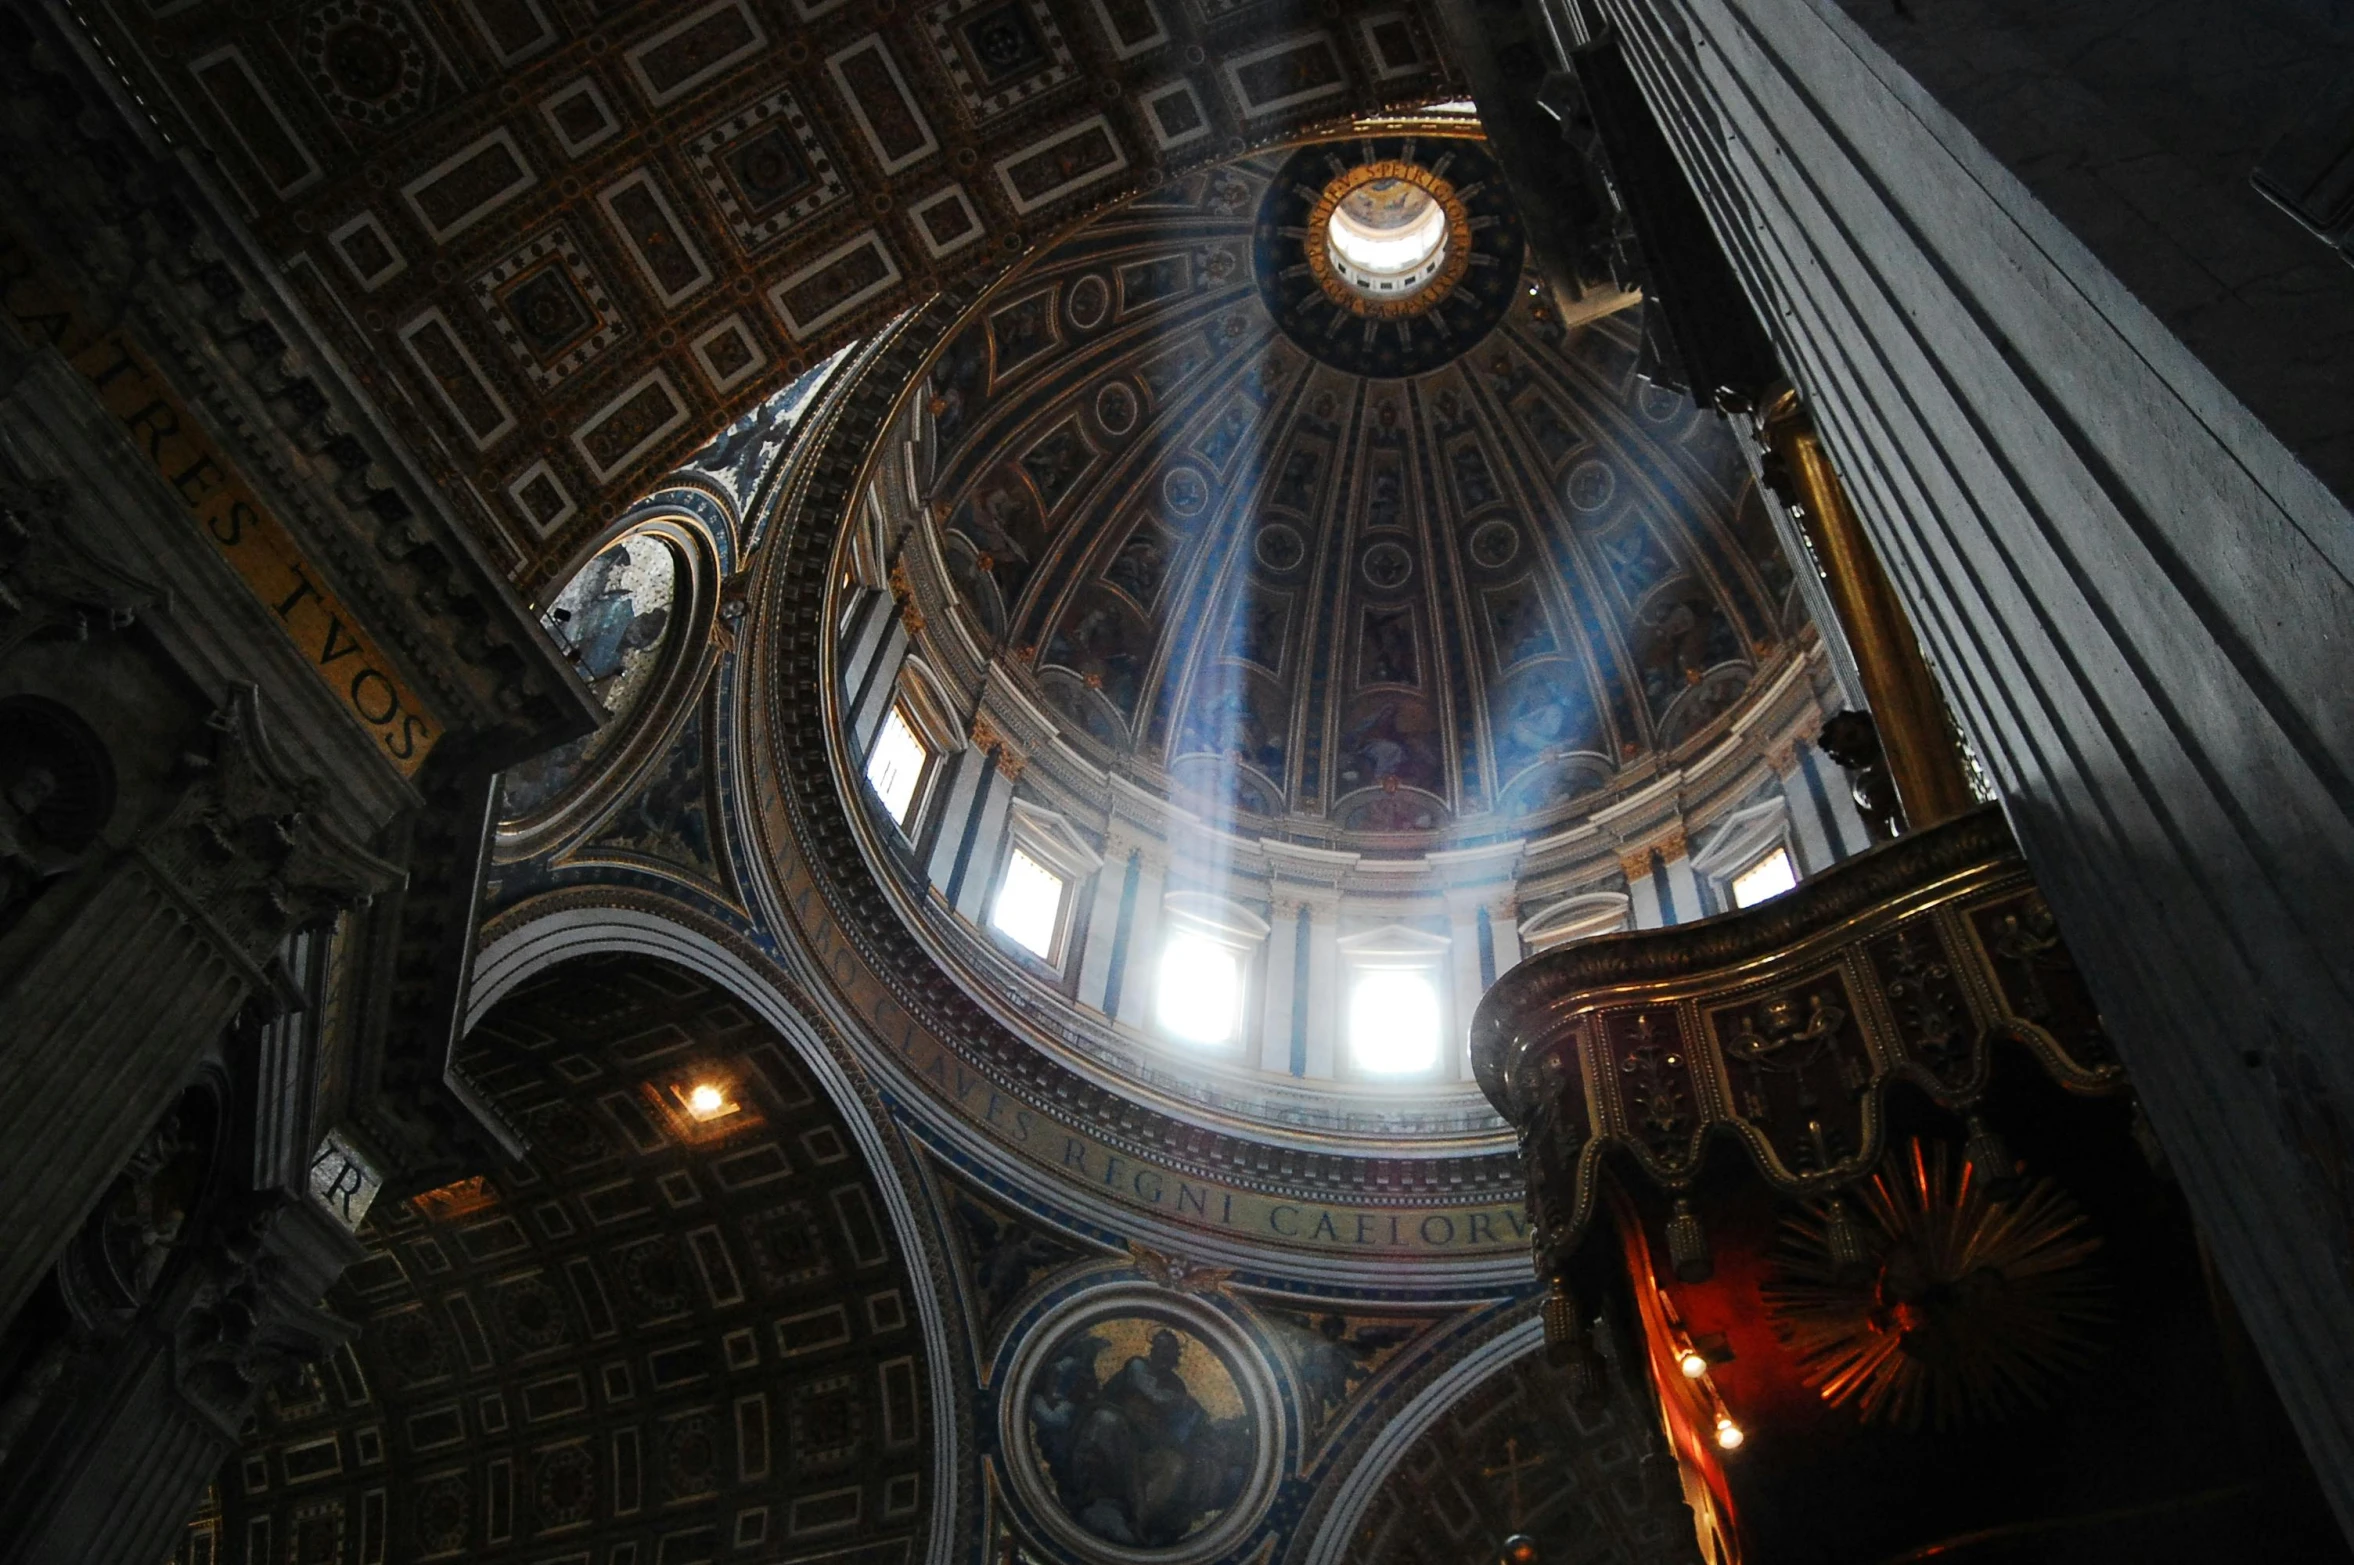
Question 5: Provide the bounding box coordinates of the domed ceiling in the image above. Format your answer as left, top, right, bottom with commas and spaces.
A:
916, 131, 1799, 850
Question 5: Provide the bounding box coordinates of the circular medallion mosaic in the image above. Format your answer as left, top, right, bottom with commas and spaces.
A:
1163, 466, 1209, 517
1068, 274, 1113, 330
1566, 458, 1616, 513
1003, 1291, 1282, 1562
1097, 380, 1139, 436
498, 531, 682, 822
1360, 540, 1414, 589
1253, 522, 1306, 573
1468, 517, 1521, 570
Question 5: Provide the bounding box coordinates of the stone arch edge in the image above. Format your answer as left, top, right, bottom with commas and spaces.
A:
467, 901, 974, 1565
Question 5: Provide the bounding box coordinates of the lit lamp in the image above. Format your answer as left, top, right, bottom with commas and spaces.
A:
1678, 1331, 1732, 1380
1714, 1414, 1745, 1451
672, 1079, 738, 1122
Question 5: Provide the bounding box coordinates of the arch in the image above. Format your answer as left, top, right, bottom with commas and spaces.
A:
467, 907, 964, 1565
1294, 1312, 1544, 1565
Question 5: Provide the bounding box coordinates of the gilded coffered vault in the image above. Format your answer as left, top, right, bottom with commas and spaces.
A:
72, 0, 1466, 580
222, 956, 949, 1563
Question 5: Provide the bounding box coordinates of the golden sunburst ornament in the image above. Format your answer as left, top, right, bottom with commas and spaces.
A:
1761, 1139, 2108, 1430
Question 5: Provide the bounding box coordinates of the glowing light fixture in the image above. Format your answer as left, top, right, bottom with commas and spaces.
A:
1714, 1414, 1745, 1451
1679, 1349, 1710, 1380
1731, 845, 1799, 908
671, 1080, 738, 1123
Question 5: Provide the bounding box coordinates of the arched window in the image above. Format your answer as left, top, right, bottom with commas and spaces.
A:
1337, 925, 1453, 1077
1153, 891, 1268, 1050
864, 701, 931, 829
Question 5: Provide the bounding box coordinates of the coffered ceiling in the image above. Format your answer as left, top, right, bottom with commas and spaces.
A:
221, 954, 944, 1563
76, 0, 1461, 580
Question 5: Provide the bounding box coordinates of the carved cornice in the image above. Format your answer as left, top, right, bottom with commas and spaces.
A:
0, 11, 596, 763
140, 687, 404, 985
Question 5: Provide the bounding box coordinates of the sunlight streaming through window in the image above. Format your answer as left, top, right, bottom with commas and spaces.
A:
1731, 845, 1799, 908
1349, 968, 1441, 1074
865, 704, 928, 828
1157, 930, 1244, 1046
990, 848, 1067, 960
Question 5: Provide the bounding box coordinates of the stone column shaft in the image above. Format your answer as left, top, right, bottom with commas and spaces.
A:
0, 856, 251, 1324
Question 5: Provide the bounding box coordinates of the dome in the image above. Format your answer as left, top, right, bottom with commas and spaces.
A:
815, 132, 1822, 1155
914, 135, 1798, 854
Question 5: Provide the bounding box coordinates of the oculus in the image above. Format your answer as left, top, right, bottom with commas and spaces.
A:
1311, 161, 1465, 313
1254, 136, 1526, 378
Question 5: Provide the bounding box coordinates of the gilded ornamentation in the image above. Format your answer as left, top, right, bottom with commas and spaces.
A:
1720, 981, 1866, 1171
1985, 893, 2066, 1021
1128, 1242, 1234, 1296
1761, 1139, 2108, 1429
1474, 808, 2125, 1278
1615, 1011, 1693, 1162
1301, 160, 1474, 320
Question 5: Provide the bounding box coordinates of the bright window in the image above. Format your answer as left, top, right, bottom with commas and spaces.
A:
1731, 845, 1799, 908
1350, 968, 1441, 1075
990, 848, 1067, 960
1157, 930, 1244, 1046
865, 704, 929, 828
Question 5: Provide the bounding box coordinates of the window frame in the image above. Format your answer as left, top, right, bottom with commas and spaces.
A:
1336, 923, 1454, 1080
984, 799, 1102, 974
1729, 843, 1800, 909
1691, 796, 1801, 914
1152, 890, 1270, 1054
989, 844, 1072, 964
863, 656, 962, 841
863, 698, 934, 834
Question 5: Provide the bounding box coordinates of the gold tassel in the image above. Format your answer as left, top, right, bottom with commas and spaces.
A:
1667, 1197, 1712, 1283
1964, 1112, 2021, 1198
1541, 1277, 1583, 1367
1824, 1194, 1872, 1280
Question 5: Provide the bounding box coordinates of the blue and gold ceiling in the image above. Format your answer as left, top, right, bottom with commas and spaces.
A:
920, 137, 1799, 848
